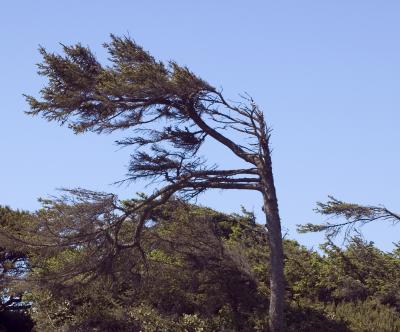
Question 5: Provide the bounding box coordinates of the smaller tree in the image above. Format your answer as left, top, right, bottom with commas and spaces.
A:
298, 196, 400, 239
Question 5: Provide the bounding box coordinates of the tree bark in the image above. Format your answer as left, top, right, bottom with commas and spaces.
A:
260, 159, 285, 332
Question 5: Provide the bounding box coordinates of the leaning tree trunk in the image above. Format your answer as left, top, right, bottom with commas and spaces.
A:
259, 157, 285, 332
264, 195, 284, 332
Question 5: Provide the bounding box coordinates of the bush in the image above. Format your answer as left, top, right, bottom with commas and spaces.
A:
326, 300, 400, 332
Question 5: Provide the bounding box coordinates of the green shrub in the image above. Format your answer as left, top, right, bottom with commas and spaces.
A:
326, 300, 400, 332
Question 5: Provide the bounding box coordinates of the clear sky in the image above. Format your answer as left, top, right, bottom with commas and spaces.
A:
1, 1, 399, 251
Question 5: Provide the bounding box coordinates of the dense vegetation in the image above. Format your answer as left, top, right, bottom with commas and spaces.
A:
2, 34, 399, 332
1, 200, 399, 331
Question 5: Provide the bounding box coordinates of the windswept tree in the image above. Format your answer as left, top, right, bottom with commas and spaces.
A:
25, 35, 285, 331
298, 196, 400, 240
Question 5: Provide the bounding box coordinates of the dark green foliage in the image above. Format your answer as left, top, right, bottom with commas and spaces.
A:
0, 206, 33, 332
2, 200, 399, 331
25, 36, 212, 136
327, 300, 400, 332
0, 206, 29, 308
285, 305, 350, 332
23, 200, 267, 331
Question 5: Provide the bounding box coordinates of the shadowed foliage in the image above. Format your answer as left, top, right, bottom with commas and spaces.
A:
1, 201, 399, 331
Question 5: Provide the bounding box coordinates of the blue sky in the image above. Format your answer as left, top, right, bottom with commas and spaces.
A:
1, 1, 399, 251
